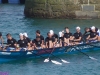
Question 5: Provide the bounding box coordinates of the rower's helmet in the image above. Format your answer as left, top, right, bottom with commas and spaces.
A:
49, 30, 54, 35
76, 26, 81, 30
19, 33, 23, 36
91, 26, 95, 30
59, 31, 62, 37
23, 33, 28, 37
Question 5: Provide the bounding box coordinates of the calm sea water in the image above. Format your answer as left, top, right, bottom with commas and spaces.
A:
0, 4, 100, 75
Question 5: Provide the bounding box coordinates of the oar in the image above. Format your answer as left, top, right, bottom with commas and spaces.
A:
74, 47, 97, 60
27, 50, 46, 59
44, 47, 62, 65
51, 54, 70, 63
43, 49, 70, 63
64, 42, 97, 60
27, 49, 62, 65
44, 47, 56, 62
33, 52, 62, 65
27, 51, 61, 65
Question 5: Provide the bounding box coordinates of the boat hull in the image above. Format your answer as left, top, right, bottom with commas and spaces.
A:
0, 42, 100, 62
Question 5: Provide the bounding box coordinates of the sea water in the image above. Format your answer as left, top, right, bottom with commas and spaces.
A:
0, 4, 100, 75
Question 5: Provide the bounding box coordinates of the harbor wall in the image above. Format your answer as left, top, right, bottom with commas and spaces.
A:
24, 0, 100, 19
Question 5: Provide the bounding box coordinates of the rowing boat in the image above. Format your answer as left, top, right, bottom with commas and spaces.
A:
0, 41, 100, 62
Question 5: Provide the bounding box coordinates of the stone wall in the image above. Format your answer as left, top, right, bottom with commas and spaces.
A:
24, 0, 100, 19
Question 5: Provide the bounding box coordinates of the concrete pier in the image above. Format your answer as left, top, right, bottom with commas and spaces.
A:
24, 0, 100, 19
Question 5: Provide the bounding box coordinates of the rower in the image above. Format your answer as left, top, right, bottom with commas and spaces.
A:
49, 30, 58, 43
23, 32, 31, 43
32, 36, 44, 49
97, 29, 100, 41
6, 33, 17, 51
86, 26, 98, 43
73, 26, 82, 45
23, 32, 32, 50
45, 32, 55, 48
64, 27, 73, 46
84, 26, 98, 35
17, 33, 29, 51
59, 31, 64, 47
0, 32, 4, 48
36, 30, 44, 45
83, 26, 98, 40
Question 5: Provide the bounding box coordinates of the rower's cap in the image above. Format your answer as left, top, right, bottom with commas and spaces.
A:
23, 32, 28, 37
49, 30, 54, 35
0, 32, 2, 36
76, 26, 81, 30
19, 33, 23, 36
91, 26, 95, 30
59, 31, 62, 37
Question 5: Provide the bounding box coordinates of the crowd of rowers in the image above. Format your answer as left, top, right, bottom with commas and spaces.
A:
0, 26, 100, 51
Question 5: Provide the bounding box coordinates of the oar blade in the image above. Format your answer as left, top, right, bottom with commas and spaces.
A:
51, 60, 62, 65
44, 58, 49, 62
89, 56, 97, 60
61, 59, 70, 63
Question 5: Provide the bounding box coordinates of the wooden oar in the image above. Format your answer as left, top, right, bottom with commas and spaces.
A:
27, 50, 61, 65
64, 42, 97, 60
20, 50, 62, 65
73, 47, 97, 60
43, 49, 70, 64
44, 47, 62, 65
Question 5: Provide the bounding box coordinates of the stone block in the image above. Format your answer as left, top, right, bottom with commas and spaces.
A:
95, 4, 100, 11
75, 11, 99, 19
81, 5, 95, 11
